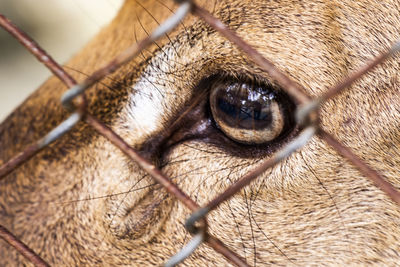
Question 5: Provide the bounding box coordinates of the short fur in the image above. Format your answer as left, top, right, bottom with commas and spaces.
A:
1, 0, 400, 265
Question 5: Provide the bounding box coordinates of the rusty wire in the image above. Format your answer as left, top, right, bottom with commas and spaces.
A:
1, 0, 400, 266
0, 225, 49, 267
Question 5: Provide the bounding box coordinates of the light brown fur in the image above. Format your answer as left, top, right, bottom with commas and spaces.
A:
1, 0, 400, 265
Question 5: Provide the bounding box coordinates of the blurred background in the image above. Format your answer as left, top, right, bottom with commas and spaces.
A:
0, 0, 124, 121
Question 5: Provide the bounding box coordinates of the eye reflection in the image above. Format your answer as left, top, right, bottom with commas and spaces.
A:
210, 78, 293, 145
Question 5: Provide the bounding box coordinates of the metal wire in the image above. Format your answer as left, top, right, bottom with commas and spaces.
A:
164, 227, 206, 267
85, 114, 247, 265
296, 39, 400, 126
0, 225, 50, 267
1, 0, 400, 266
185, 125, 317, 231
60, 1, 193, 110
0, 14, 76, 88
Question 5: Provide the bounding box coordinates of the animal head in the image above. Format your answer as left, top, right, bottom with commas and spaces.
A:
1, 0, 400, 265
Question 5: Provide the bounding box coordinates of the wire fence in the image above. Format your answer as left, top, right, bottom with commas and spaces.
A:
1, 0, 400, 266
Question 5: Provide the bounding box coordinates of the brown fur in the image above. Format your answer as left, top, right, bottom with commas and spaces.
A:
1, 0, 400, 265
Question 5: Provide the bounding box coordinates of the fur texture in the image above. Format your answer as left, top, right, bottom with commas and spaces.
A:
1, 0, 400, 265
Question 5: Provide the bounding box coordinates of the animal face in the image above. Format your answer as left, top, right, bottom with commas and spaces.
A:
1, 0, 400, 265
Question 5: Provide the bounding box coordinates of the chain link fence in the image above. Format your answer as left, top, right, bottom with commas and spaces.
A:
0, 0, 400, 266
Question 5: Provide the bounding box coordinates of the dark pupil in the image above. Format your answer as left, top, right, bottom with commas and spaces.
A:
215, 82, 276, 130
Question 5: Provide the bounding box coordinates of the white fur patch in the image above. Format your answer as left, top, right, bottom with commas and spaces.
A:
126, 80, 165, 134
123, 47, 178, 137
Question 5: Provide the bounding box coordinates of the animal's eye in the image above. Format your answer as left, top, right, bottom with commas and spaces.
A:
209, 77, 295, 145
